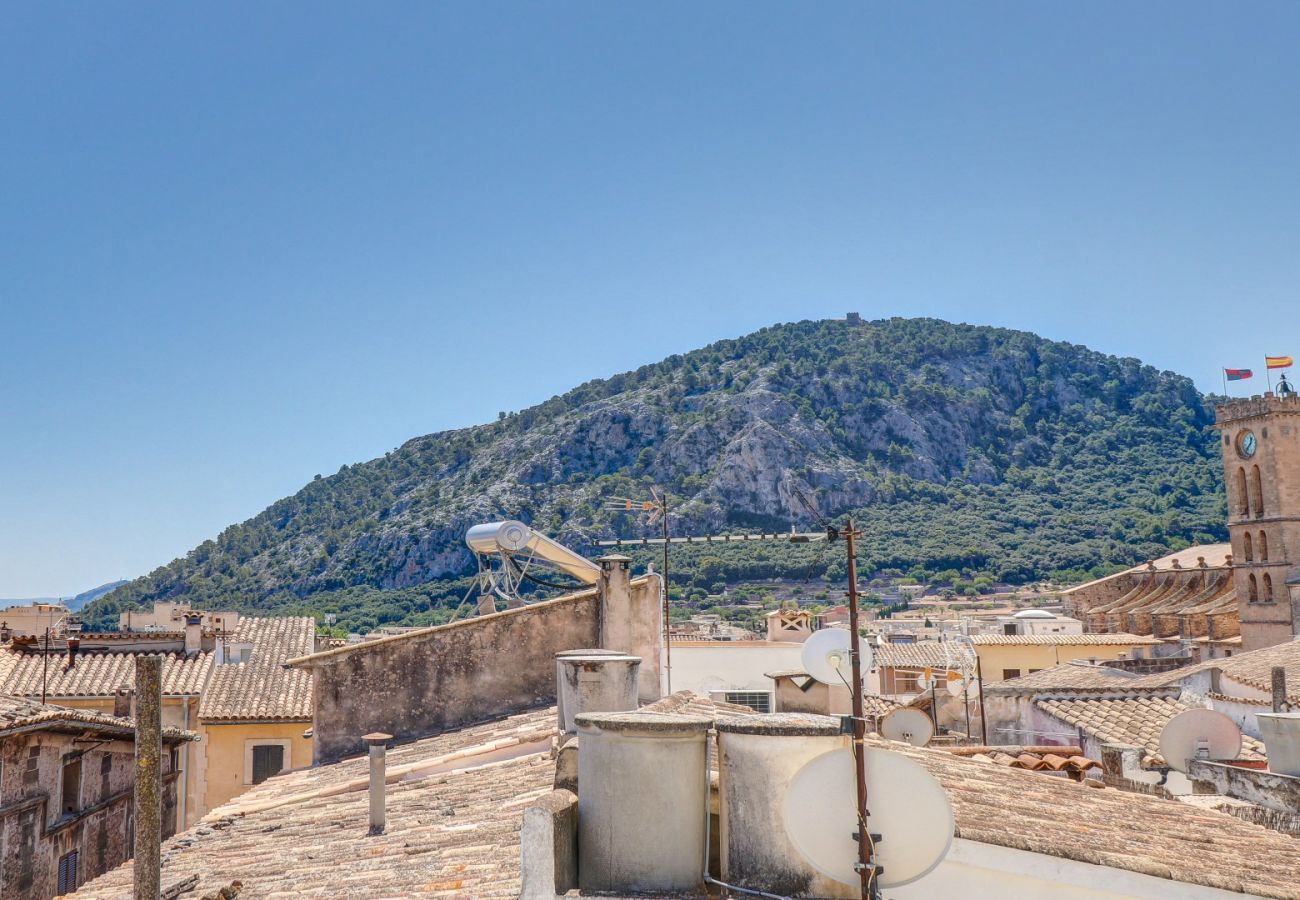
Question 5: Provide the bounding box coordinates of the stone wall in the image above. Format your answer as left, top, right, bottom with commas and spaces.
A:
297, 570, 663, 763
0, 732, 179, 898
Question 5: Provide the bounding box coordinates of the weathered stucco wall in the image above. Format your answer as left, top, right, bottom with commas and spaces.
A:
202, 720, 314, 812
299, 570, 663, 763
0, 732, 180, 898
304, 591, 601, 763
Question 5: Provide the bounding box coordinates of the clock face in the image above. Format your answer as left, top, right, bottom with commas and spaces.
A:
1238, 430, 1257, 459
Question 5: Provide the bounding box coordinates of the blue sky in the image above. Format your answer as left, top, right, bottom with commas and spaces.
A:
3, 3, 1299, 596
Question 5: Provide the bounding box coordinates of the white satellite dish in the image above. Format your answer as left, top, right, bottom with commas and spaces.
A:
783, 747, 952, 888
1158, 708, 1242, 773
879, 708, 935, 747
946, 673, 978, 698
801, 628, 871, 685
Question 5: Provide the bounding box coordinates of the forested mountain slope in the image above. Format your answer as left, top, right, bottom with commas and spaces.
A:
86, 318, 1226, 632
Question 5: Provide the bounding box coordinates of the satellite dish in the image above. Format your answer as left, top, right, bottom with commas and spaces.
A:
1158, 708, 1242, 773
879, 708, 934, 747
946, 674, 978, 698
783, 747, 952, 888
801, 629, 872, 685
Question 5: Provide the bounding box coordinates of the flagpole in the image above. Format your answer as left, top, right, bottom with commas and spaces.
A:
1267, 359, 1274, 394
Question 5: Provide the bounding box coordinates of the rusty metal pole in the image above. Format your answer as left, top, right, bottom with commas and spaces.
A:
844, 519, 872, 900
1272, 666, 1288, 713
134, 655, 162, 900
975, 654, 988, 745
662, 493, 672, 695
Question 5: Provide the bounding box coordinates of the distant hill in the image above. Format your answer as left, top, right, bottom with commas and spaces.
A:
84, 317, 1227, 633
3, 580, 130, 613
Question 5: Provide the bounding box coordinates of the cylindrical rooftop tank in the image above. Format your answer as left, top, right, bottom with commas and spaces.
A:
465, 520, 532, 554
556, 652, 641, 734
715, 713, 854, 898
576, 711, 710, 894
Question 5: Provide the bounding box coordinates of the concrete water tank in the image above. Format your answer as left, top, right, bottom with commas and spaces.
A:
556, 652, 642, 734
575, 711, 711, 894
1258, 712, 1300, 776
715, 713, 854, 898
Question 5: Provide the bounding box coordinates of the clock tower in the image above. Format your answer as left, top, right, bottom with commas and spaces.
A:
1216, 388, 1300, 650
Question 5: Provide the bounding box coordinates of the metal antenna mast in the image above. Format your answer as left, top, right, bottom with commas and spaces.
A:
603, 491, 672, 692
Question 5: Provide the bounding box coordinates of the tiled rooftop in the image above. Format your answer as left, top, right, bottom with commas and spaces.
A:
969, 633, 1161, 646
872, 640, 975, 669
199, 616, 315, 721
0, 692, 191, 741
73, 696, 1300, 900
888, 733, 1300, 899
1135, 637, 1300, 703
1035, 696, 1266, 763
987, 662, 1156, 693
0, 648, 213, 697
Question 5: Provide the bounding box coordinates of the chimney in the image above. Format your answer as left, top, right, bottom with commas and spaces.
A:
65, 637, 80, 671
555, 651, 641, 734
596, 555, 662, 702
183, 614, 203, 655
363, 732, 392, 835
113, 689, 133, 718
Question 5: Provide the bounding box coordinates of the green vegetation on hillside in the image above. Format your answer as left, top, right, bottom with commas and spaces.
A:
84, 318, 1226, 633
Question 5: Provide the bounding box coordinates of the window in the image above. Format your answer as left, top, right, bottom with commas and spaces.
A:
1002, 669, 1022, 680
1236, 468, 1249, 516
1249, 573, 1259, 603
1260, 531, 1269, 562
1003, 623, 1017, 635
251, 745, 285, 785
1028, 669, 1043, 674
24, 746, 40, 787
1264, 573, 1274, 602
1244, 532, 1253, 562
723, 691, 772, 713
57, 849, 78, 895
1252, 466, 1264, 517
60, 754, 82, 816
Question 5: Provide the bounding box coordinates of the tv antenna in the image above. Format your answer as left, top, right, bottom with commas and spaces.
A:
1158, 708, 1242, 773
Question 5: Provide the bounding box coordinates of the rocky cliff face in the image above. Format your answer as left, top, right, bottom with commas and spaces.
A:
88, 317, 1226, 624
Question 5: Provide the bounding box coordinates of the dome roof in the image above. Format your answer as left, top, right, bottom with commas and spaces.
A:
1013, 609, 1056, 619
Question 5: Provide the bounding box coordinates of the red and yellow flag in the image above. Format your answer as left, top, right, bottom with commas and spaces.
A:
1267, 355, 1294, 369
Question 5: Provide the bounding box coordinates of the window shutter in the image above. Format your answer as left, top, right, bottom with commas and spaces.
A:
252, 745, 285, 784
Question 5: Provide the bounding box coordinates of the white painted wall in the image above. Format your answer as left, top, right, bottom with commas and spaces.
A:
668, 642, 803, 697
890, 838, 1268, 899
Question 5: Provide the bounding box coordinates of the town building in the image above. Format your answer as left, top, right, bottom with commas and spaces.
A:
995, 608, 1083, 636
0, 602, 73, 640
1060, 544, 1240, 645
0, 606, 315, 826
969, 632, 1164, 683
0, 694, 190, 898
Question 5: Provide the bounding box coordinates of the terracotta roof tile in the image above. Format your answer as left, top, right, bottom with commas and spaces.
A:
0, 692, 191, 740
872, 641, 975, 669
0, 648, 212, 697
987, 662, 1163, 694
1035, 696, 1266, 763
969, 633, 1160, 646
72, 698, 1300, 900
198, 617, 315, 721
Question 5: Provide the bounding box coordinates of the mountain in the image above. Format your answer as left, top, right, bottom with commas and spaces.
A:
67, 580, 130, 612
2, 580, 130, 613
84, 318, 1227, 633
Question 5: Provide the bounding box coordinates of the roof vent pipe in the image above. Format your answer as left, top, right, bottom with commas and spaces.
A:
364, 732, 392, 835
